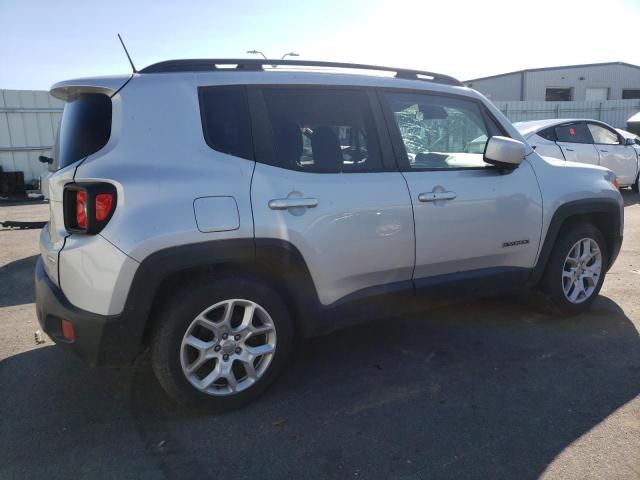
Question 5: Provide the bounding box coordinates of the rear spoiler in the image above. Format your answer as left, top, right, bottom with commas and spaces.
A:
50, 74, 133, 101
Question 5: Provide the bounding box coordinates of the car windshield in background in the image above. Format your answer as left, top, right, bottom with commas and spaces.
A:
52, 93, 112, 171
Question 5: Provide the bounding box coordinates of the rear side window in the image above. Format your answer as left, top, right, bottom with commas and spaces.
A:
555, 123, 591, 144
538, 127, 557, 141
199, 86, 254, 160
54, 93, 112, 171
262, 88, 382, 173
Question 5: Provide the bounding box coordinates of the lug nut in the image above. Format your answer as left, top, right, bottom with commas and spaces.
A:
222, 333, 228, 339
235, 347, 241, 354
234, 335, 241, 341
223, 354, 229, 361
214, 345, 221, 352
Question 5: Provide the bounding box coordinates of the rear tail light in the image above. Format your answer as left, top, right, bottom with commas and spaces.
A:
76, 190, 88, 229
63, 183, 117, 234
95, 193, 114, 221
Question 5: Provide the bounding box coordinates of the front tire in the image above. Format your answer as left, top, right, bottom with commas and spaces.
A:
540, 223, 608, 316
632, 173, 639, 193
150, 276, 293, 410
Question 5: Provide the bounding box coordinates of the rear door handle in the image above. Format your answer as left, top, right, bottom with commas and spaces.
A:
600, 150, 608, 153
418, 191, 457, 202
268, 198, 319, 210
565, 148, 574, 152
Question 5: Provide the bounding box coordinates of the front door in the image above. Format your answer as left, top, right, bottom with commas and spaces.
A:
250, 87, 415, 306
380, 90, 543, 283
587, 122, 638, 185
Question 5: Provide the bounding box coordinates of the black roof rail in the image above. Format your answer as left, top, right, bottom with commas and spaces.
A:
139, 59, 464, 87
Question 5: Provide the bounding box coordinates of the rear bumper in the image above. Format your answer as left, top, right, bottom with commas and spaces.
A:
35, 257, 140, 366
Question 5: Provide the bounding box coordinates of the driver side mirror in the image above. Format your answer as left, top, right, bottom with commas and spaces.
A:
624, 137, 635, 146
484, 136, 526, 169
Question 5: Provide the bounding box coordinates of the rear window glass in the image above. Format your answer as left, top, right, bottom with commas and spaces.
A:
538, 127, 557, 141
555, 123, 591, 144
199, 86, 254, 160
54, 93, 112, 171
262, 88, 382, 173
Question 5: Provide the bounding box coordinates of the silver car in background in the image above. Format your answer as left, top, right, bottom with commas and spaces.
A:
515, 119, 640, 192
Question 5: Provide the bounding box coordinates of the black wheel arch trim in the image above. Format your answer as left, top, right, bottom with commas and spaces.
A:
530, 197, 623, 285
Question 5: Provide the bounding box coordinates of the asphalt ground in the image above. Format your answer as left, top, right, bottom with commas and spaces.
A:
1, 193, 639, 479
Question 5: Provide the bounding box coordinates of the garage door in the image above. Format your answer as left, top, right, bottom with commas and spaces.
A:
585, 88, 608, 101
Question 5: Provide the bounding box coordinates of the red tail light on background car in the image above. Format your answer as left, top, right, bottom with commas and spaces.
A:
63, 183, 117, 234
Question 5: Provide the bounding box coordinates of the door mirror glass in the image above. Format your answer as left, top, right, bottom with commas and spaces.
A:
484, 136, 526, 169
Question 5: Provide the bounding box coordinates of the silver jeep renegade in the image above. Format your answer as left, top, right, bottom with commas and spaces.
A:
36, 59, 624, 409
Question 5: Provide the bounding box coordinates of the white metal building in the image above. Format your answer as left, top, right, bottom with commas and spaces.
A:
0, 90, 63, 186
466, 62, 640, 102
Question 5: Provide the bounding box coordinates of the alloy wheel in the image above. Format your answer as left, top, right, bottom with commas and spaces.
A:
561, 238, 602, 304
180, 299, 277, 395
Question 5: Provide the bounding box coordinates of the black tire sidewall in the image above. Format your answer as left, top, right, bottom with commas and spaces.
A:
544, 223, 609, 315
151, 277, 293, 410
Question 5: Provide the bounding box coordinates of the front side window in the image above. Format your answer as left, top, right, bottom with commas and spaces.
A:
587, 123, 620, 145
262, 88, 382, 173
383, 92, 501, 170
555, 123, 591, 144
199, 86, 254, 160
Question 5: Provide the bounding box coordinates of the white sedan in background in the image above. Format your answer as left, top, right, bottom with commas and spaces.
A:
514, 119, 640, 192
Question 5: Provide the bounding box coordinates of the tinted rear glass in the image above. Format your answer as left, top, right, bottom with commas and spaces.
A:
262, 88, 382, 173
54, 94, 112, 170
199, 86, 254, 160
538, 127, 557, 141
555, 123, 591, 144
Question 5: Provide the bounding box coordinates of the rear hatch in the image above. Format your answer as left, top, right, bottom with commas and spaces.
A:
40, 76, 129, 285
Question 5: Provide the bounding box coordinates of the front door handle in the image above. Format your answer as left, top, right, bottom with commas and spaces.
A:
268, 198, 319, 210
565, 148, 574, 152
418, 191, 457, 202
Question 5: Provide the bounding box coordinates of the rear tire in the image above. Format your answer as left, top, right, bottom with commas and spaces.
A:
150, 276, 293, 410
539, 223, 608, 316
632, 173, 639, 193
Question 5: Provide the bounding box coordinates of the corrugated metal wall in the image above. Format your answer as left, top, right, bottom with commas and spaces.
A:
470, 64, 640, 101
523, 64, 640, 101
493, 99, 640, 128
467, 73, 523, 102
0, 90, 63, 186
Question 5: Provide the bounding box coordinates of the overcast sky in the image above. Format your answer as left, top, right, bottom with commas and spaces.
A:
1, 0, 639, 90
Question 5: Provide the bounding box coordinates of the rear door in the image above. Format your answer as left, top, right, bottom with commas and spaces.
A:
587, 122, 637, 185
249, 86, 414, 306
554, 122, 600, 166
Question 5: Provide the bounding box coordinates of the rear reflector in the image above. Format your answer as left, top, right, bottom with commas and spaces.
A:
95, 193, 114, 221
61, 319, 76, 341
76, 191, 87, 229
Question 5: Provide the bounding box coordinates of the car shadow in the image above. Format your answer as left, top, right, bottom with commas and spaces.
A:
2, 294, 639, 479
0, 254, 38, 308
622, 189, 639, 207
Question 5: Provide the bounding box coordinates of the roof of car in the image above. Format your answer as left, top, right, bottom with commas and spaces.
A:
513, 118, 616, 137
139, 58, 464, 86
